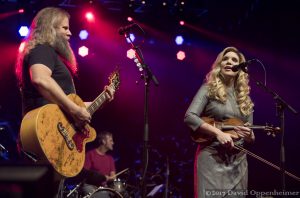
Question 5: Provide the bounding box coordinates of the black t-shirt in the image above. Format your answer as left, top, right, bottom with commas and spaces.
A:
21, 44, 75, 115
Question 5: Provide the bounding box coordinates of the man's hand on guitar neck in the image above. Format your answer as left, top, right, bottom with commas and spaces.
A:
104, 85, 115, 101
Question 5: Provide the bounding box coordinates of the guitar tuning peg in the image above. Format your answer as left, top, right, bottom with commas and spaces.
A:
272, 133, 276, 138
267, 132, 271, 136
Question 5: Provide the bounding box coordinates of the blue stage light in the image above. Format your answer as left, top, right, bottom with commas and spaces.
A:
18, 26, 29, 37
79, 30, 89, 40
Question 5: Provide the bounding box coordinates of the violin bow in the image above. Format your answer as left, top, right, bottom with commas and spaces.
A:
234, 144, 300, 182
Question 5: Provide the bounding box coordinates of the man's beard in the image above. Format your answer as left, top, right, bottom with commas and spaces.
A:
53, 35, 77, 74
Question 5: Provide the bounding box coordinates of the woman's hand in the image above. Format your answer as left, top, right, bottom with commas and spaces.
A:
216, 132, 234, 148
234, 126, 254, 142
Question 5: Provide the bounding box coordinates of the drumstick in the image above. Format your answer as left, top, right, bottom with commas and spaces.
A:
114, 168, 129, 178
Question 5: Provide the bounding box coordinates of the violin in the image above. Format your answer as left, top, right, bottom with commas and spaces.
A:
190, 117, 300, 182
190, 117, 281, 144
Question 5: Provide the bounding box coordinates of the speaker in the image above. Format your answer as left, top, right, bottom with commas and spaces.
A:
0, 163, 55, 198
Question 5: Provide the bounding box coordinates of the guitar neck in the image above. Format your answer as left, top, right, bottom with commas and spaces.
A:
221, 125, 266, 130
86, 90, 108, 116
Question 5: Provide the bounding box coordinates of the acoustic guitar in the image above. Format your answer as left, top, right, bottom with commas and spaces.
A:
191, 117, 280, 144
20, 71, 120, 177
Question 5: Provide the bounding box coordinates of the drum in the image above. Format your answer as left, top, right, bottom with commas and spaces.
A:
110, 178, 126, 193
89, 187, 123, 198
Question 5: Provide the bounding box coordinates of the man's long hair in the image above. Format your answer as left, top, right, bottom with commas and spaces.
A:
15, 7, 77, 87
205, 46, 254, 116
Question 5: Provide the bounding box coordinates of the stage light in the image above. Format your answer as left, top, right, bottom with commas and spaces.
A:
18, 42, 26, 53
127, 49, 135, 59
18, 9, 24, 14
126, 33, 135, 43
176, 50, 186, 61
79, 30, 89, 40
179, 20, 185, 26
78, 46, 89, 57
175, 35, 184, 45
127, 16, 133, 22
85, 12, 95, 22
18, 26, 29, 37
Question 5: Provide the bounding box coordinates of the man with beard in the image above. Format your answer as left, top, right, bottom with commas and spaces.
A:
15, 7, 115, 197
15, 7, 107, 123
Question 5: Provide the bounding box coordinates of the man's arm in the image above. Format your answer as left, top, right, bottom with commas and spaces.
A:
30, 64, 91, 126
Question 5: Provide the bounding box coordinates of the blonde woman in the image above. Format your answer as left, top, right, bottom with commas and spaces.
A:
184, 47, 254, 197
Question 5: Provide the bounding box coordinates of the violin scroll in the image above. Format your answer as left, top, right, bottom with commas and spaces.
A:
264, 123, 281, 137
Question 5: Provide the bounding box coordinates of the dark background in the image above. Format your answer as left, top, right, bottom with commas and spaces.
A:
0, 0, 300, 197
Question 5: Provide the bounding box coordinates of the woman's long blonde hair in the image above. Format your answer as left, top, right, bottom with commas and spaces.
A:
205, 47, 254, 116
15, 7, 77, 87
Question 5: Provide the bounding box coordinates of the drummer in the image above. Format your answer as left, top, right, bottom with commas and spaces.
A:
82, 131, 116, 194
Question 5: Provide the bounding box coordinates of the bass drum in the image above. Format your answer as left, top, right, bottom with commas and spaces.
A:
89, 187, 123, 198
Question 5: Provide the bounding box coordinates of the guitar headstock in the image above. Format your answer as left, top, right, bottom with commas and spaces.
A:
108, 69, 120, 90
264, 124, 281, 137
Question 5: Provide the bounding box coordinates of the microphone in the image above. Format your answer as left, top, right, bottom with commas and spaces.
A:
118, 23, 137, 35
231, 59, 255, 72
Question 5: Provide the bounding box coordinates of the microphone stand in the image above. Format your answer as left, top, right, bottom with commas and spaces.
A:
256, 81, 298, 194
164, 156, 169, 198
67, 181, 83, 197
121, 29, 159, 198
239, 58, 298, 193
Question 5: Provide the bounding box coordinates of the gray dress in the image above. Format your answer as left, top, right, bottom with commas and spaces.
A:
184, 84, 253, 198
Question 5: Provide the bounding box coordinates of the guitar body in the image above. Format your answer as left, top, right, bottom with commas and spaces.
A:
20, 94, 96, 177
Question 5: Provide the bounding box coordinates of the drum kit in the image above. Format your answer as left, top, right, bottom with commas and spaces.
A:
66, 168, 130, 198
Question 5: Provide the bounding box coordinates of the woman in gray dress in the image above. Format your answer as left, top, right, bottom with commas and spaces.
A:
184, 47, 255, 197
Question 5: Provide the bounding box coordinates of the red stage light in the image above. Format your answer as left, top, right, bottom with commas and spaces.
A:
18, 9, 24, 14
176, 50, 186, 61
85, 12, 95, 22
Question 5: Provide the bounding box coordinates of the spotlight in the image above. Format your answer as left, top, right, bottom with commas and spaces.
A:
179, 20, 185, 26
85, 12, 95, 22
126, 49, 135, 59
79, 30, 89, 40
78, 46, 89, 57
127, 16, 133, 22
176, 50, 186, 61
18, 26, 29, 37
175, 35, 184, 45
18, 9, 25, 14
